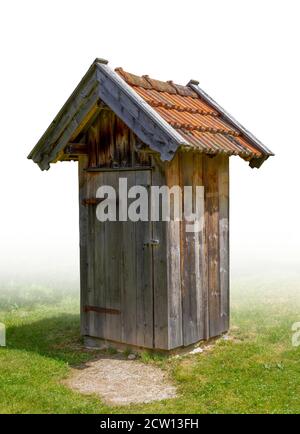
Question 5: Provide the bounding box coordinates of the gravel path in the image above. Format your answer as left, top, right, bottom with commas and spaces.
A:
65, 356, 177, 406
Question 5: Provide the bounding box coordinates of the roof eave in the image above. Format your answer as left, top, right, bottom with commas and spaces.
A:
27, 60, 102, 169
248, 155, 270, 169
187, 80, 274, 168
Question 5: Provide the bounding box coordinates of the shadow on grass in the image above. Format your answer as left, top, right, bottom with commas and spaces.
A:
6, 313, 95, 365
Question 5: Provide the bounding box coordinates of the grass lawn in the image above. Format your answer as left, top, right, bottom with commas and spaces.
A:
0, 272, 299, 414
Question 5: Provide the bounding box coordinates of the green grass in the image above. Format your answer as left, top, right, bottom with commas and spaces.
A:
0, 273, 300, 414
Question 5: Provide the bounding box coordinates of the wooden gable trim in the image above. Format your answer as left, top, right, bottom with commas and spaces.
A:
28, 59, 189, 171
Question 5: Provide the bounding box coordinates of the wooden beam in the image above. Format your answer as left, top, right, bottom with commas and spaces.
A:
64, 143, 89, 155
85, 166, 153, 172
83, 305, 120, 315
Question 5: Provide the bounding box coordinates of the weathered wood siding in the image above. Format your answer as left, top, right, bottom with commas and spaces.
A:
83, 110, 151, 169
218, 155, 230, 332
165, 153, 183, 349
78, 111, 154, 347
79, 168, 154, 347
164, 152, 229, 347
78, 108, 229, 350
78, 155, 89, 336
204, 154, 229, 338
151, 158, 169, 349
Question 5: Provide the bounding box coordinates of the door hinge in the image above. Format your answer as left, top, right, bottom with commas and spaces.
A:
83, 305, 120, 315
82, 198, 105, 206
82, 198, 119, 206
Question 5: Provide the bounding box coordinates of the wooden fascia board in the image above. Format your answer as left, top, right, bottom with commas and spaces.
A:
36, 87, 99, 170
28, 63, 98, 168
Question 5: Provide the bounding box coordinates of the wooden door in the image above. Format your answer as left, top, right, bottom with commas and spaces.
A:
83, 169, 154, 348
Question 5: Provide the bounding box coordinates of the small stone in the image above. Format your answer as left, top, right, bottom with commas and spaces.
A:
127, 353, 136, 360
190, 347, 203, 355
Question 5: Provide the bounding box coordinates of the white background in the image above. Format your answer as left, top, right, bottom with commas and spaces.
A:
0, 0, 299, 283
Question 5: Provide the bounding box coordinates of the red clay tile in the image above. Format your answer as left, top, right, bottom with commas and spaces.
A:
115, 68, 263, 158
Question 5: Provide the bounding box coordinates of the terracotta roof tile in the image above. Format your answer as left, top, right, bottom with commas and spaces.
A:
115, 68, 263, 158
167, 81, 198, 98
142, 75, 177, 94
115, 67, 152, 89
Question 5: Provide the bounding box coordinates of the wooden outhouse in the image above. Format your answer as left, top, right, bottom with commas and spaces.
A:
28, 59, 273, 351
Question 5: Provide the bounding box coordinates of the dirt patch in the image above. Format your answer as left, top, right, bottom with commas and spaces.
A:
64, 356, 177, 406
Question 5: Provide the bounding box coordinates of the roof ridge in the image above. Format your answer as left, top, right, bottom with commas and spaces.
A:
115, 67, 198, 97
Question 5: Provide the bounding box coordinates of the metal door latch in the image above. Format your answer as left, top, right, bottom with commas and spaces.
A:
144, 239, 160, 247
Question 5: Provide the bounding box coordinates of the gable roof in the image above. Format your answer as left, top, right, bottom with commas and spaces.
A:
28, 58, 273, 170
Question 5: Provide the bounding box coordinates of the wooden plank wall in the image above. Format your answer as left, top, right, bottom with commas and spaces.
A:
79, 165, 154, 347
165, 154, 183, 349
204, 154, 230, 337
83, 110, 151, 169
178, 152, 204, 345
78, 155, 89, 336
97, 171, 121, 343
118, 170, 153, 348
135, 170, 154, 348
78, 109, 155, 347
218, 155, 230, 333
164, 152, 229, 347
204, 155, 222, 337
79, 138, 229, 349
152, 157, 169, 349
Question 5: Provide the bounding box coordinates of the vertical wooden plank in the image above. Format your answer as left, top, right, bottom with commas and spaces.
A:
102, 171, 122, 342
88, 172, 102, 338
193, 153, 207, 341
152, 156, 169, 349
180, 151, 203, 346
135, 170, 153, 348
204, 155, 222, 338
200, 155, 209, 340
165, 153, 183, 349
87, 117, 98, 168
78, 155, 89, 336
120, 171, 137, 345
90, 170, 121, 343
218, 155, 230, 333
